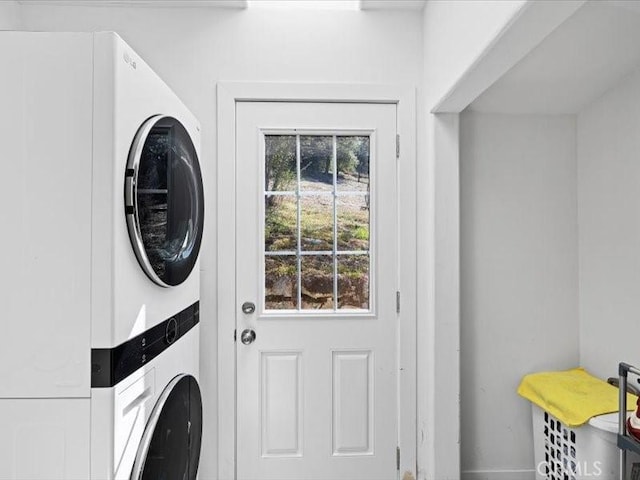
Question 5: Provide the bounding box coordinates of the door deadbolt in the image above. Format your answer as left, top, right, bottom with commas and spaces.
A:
242, 302, 256, 314
240, 329, 256, 345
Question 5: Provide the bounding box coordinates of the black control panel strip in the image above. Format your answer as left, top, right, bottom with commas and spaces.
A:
91, 301, 199, 388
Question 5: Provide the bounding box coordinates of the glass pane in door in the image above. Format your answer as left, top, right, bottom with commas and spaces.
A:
263, 134, 371, 312
265, 255, 298, 310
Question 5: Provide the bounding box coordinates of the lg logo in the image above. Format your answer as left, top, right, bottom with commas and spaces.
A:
123, 51, 137, 70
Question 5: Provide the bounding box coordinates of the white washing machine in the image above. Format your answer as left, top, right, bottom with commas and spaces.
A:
0, 32, 204, 479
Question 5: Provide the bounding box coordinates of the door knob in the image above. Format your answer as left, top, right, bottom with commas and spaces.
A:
242, 302, 256, 314
240, 329, 256, 345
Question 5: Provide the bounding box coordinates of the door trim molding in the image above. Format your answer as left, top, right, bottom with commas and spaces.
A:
216, 82, 417, 480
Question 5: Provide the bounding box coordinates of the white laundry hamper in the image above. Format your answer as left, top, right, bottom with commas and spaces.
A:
532, 404, 639, 480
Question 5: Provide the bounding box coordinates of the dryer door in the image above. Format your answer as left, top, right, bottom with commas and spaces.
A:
130, 374, 203, 480
125, 115, 204, 287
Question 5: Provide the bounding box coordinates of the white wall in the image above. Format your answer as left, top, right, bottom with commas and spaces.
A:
18, 4, 423, 479
0, 1, 21, 30
460, 112, 579, 479
420, 2, 527, 479
578, 69, 640, 379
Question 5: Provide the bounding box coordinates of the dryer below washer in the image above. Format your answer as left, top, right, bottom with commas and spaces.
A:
91, 304, 202, 480
0, 306, 202, 480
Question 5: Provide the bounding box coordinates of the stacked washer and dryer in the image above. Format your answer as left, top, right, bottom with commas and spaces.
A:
0, 32, 204, 479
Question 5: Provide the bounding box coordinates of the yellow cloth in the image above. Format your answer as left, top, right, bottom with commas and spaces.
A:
517, 367, 637, 427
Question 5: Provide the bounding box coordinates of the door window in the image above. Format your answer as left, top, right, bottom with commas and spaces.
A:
264, 134, 370, 311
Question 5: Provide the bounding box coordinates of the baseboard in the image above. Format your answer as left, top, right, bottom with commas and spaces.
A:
461, 469, 535, 480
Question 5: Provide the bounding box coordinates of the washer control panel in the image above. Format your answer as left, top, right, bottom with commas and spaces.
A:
91, 301, 199, 388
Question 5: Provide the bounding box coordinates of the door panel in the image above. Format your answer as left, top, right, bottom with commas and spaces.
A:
261, 352, 303, 457
236, 102, 397, 480
332, 350, 373, 456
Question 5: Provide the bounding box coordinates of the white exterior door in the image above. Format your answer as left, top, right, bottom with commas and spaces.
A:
235, 101, 398, 480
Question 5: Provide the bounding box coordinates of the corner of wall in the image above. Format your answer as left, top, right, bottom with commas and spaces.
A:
422, 0, 528, 108
575, 70, 640, 379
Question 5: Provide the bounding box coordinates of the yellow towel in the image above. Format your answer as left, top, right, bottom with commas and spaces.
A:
517, 367, 637, 427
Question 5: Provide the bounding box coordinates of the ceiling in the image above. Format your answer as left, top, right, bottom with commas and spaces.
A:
360, 0, 425, 9
17, 0, 249, 6
469, 0, 640, 114
17, 0, 426, 9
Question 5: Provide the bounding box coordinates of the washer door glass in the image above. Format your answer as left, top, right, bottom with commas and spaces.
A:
126, 115, 204, 287
131, 374, 203, 480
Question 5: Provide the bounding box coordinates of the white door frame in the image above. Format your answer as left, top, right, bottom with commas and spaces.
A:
217, 82, 417, 480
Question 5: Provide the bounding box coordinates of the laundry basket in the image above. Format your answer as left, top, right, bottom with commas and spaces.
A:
532, 405, 640, 480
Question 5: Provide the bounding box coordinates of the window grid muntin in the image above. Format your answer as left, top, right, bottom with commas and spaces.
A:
296, 135, 302, 309
264, 191, 368, 197
265, 251, 370, 257
332, 137, 339, 310
263, 132, 372, 313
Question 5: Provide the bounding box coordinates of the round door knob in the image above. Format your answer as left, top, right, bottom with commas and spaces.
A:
242, 302, 256, 314
240, 329, 256, 345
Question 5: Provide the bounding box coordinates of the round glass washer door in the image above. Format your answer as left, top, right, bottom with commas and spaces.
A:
130, 374, 203, 480
125, 115, 204, 287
